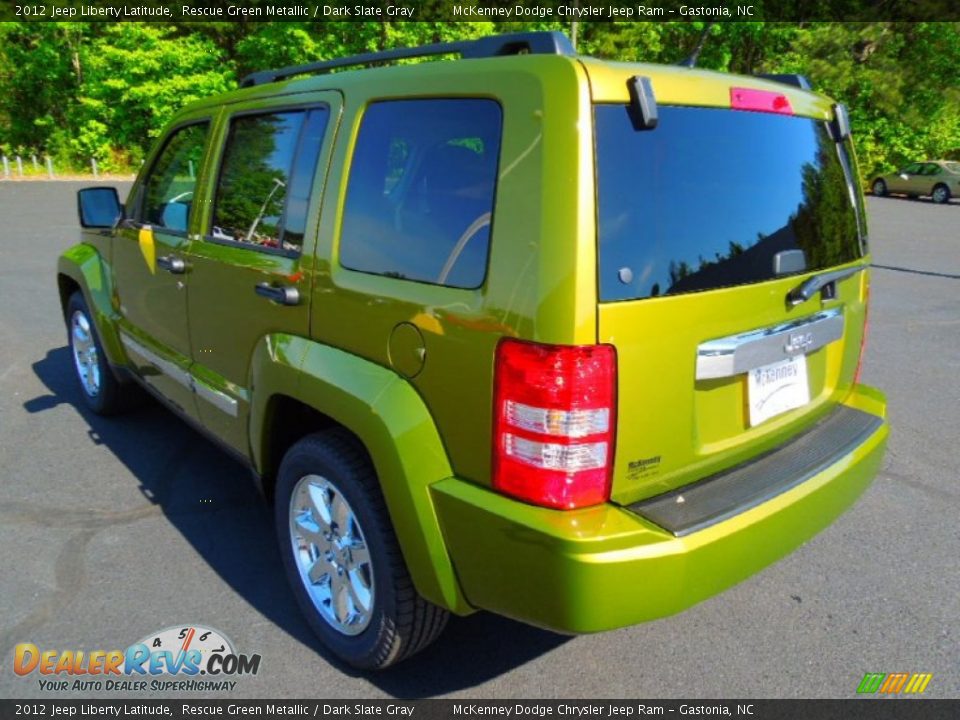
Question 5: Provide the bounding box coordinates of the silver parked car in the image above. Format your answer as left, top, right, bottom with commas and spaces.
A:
872, 160, 960, 204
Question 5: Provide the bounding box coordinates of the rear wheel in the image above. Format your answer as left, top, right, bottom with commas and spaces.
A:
872, 179, 887, 196
66, 292, 137, 415
275, 430, 448, 669
932, 184, 951, 204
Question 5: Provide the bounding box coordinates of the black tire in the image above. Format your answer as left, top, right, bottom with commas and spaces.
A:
66, 292, 140, 415
275, 429, 448, 669
931, 183, 951, 204
872, 179, 887, 197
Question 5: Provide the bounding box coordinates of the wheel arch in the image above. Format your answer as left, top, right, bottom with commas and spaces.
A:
248, 334, 472, 615
57, 244, 126, 366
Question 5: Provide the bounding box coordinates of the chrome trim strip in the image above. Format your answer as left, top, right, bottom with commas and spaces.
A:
120, 333, 192, 389
696, 307, 845, 380
121, 332, 239, 417
193, 378, 239, 417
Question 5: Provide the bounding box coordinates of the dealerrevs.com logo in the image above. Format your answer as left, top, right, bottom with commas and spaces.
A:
13, 625, 261, 692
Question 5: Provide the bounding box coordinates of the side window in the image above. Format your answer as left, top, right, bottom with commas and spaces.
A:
339, 99, 502, 289
140, 123, 209, 233
923, 164, 941, 176
902, 162, 922, 175
211, 108, 328, 254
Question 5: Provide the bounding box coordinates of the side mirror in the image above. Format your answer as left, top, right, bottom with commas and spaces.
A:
77, 187, 123, 228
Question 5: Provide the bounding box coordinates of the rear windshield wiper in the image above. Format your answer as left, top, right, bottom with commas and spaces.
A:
787, 266, 863, 307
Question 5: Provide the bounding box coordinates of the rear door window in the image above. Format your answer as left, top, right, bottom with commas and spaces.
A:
339, 99, 502, 289
211, 108, 328, 255
595, 105, 863, 302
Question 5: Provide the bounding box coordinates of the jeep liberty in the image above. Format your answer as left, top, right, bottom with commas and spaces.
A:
60, 31, 888, 669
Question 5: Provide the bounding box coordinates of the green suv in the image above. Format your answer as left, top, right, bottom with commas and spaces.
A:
60, 32, 888, 669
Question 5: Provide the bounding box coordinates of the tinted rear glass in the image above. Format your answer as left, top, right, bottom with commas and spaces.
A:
595, 105, 863, 302
340, 99, 502, 289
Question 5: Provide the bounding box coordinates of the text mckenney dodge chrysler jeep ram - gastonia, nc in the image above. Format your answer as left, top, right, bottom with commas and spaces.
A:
59, 31, 888, 669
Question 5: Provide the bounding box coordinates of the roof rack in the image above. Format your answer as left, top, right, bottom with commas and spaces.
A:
240, 31, 576, 88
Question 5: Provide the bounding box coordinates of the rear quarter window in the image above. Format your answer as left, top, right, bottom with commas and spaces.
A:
595, 105, 863, 302
339, 99, 502, 290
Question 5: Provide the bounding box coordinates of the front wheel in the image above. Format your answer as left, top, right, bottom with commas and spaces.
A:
931, 184, 951, 204
872, 179, 887, 197
66, 292, 136, 415
275, 430, 448, 669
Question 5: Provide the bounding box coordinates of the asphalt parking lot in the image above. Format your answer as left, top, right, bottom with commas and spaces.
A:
0, 182, 957, 699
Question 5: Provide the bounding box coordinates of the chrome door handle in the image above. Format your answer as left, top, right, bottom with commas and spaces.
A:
157, 255, 186, 274
254, 282, 299, 306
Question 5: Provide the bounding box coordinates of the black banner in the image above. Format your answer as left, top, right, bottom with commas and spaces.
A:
1, 700, 959, 720
4, 0, 960, 23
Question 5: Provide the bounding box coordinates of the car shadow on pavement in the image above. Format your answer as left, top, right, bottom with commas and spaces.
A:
24, 346, 570, 696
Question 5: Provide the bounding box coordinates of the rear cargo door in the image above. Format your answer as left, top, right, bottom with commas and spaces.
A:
594, 102, 870, 505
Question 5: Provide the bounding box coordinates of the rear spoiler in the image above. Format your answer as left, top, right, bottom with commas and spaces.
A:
756, 74, 812, 90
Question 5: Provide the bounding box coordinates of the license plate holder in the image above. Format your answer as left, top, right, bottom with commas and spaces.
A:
747, 355, 810, 426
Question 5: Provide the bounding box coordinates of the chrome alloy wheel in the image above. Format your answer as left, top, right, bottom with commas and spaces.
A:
289, 475, 374, 635
932, 185, 949, 204
70, 310, 100, 397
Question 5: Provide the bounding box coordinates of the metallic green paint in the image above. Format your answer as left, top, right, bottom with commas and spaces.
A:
431, 387, 887, 633
248, 334, 471, 615
310, 56, 597, 489
601, 260, 870, 505
57, 47, 887, 630
57, 243, 125, 366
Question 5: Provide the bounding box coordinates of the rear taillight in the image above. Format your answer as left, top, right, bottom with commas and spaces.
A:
730, 87, 794, 115
854, 281, 870, 384
493, 339, 617, 510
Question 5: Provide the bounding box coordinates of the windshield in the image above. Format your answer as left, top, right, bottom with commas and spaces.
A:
595, 105, 864, 302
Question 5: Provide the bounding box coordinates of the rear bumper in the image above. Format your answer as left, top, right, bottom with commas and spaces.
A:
431, 385, 887, 633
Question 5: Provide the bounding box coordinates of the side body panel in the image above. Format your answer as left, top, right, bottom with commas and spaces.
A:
248, 335, 471, 614
311, 56, 596, 489
111, 109, 219, 419
183, 92, 342, 453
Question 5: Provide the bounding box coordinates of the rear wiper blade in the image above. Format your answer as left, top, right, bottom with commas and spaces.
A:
787, 266, 863, 307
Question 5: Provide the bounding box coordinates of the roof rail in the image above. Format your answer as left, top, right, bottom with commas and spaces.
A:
756, 74, 812, 91
240, 31, 576, 88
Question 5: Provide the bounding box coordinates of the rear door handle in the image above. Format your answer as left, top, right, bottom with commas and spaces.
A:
157, 255, 186, 274
254, 282, 300, 306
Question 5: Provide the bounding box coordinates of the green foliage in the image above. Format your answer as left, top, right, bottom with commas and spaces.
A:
0, 21, 956, 178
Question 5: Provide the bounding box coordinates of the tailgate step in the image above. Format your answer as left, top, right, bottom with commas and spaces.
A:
627, 406, 883, 536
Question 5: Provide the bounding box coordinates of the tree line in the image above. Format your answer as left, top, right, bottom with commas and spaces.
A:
0, 21, 957, 179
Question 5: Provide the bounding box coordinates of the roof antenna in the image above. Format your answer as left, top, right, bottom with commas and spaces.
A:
678, 22, 715, 68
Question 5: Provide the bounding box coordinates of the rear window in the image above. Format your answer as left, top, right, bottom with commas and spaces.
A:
595, 105, 863, 302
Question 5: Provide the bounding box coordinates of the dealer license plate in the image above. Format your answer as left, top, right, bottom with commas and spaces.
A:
747, 355, 810, 427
